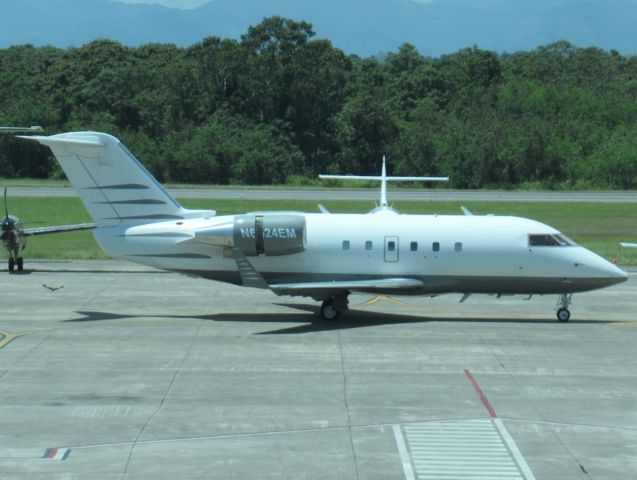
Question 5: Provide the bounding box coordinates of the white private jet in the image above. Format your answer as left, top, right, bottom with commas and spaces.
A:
20, 132, 627, 322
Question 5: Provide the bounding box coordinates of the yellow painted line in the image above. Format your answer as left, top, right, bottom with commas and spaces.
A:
0, 329, 33, 350
353, 295, 452, 314
608, 321, 637, 327
355, 294, 419, 308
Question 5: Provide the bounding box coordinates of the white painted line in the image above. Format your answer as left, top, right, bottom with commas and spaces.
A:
411, 454, 514, 461
417, 476, 522, 480
393, 424, 416, 480
396, 419, 528, 480
493, 418, 537, 480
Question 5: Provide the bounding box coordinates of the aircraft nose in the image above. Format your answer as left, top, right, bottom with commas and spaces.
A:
599, 260, 628, 286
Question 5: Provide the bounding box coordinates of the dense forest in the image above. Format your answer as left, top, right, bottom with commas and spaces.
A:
1, 17, 637, 188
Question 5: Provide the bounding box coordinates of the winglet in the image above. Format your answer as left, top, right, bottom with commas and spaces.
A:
318, 204, 330, 214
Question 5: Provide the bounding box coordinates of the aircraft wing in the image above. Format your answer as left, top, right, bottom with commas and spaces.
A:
23, 223, 96, 237
270, 278, 425, 300
620, 242, 637, 248
230, 247, 424, 299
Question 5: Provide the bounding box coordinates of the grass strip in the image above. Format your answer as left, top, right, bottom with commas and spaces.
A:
5, 196, 637, 264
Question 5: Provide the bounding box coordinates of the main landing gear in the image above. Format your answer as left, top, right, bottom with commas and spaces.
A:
556, 293, 572, 322
319, 294, 350, 321
8, 256, 23, 272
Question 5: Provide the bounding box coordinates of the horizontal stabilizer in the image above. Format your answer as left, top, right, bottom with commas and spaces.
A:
18, 135, 103, 147
319, 174, 449, 182
24, 223, 95, 236
320, 156, 448, 214
1, 126, 43, 132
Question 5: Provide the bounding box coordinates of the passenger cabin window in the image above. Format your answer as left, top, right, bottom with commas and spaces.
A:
410, 241, 418, 252
365, 241, 373, 251
529, 234, 576, 247
454, 242, 462, 252
342, 240, 350, 250
388, 241, 396, 251
432, 242, 440, 252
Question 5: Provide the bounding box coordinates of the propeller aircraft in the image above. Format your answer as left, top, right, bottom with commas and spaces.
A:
1, 126, 96, 272
1, 188, 95, 272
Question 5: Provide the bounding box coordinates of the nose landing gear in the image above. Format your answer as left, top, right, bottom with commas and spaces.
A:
7, 255, 23, 272
556, 293, 572, 322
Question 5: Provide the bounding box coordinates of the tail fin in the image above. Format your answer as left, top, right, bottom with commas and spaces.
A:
21, 132, 214, 227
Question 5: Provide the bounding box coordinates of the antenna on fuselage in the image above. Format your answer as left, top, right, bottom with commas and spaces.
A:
319, 156, 449, 214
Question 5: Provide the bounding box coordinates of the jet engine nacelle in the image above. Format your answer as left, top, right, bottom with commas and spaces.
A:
195, 214, 306, 256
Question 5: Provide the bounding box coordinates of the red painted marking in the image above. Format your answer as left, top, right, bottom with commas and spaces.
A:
45, 448, 58, 459
464, 369, 497, 418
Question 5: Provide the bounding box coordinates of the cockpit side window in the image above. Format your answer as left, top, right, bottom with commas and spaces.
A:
529, 234, 577, 247
529, 234, 559, 246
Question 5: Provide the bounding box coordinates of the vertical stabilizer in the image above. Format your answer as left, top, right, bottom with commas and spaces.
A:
380, 156, 388, 208
20, 132, 213, 227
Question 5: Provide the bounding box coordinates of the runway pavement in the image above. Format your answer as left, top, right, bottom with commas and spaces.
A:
1, 260, 636, 479
9, 185, 637, 202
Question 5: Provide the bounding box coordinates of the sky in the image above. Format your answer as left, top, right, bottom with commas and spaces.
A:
115, 0, 210, 8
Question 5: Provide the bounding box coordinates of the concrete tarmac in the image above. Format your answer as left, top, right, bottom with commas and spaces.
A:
1, 260, 636, 479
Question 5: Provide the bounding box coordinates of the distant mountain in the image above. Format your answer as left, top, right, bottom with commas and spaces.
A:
1, 0, 636, 56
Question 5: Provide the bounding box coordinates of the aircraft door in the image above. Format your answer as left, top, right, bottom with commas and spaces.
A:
384, 236, 399, 262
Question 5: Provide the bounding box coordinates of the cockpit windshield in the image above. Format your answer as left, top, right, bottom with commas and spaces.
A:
554, 234, 577, 246
529, 233, 578, 247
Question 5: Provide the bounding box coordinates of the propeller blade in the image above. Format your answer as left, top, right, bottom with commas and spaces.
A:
3, 187, 8, 220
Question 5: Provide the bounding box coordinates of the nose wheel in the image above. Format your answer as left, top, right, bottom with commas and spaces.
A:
556, 294, 572, 322
557, 307, 571, 322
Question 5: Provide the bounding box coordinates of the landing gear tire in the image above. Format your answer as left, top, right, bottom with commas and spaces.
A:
320, 300, 340, 321
8, 258, 14, 272
17, 257, 23, 271
557, 308, 571, 322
